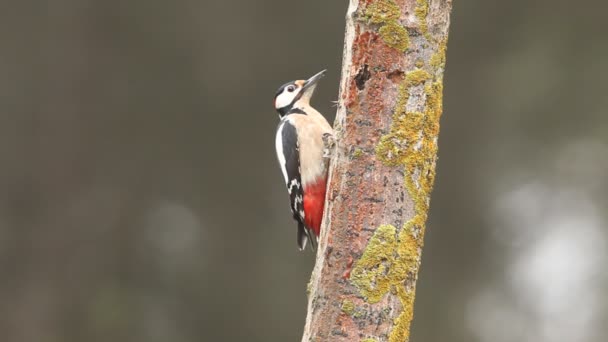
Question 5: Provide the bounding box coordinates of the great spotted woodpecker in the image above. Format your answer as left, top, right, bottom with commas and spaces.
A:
274, 70, 333, 250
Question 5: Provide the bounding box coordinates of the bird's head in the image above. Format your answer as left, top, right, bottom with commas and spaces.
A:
274, 70, 326, 117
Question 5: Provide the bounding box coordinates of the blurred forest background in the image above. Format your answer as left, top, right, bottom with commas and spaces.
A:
1, 0, 607, 341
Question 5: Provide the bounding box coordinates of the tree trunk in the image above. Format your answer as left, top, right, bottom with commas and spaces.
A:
302, 0, 452, 341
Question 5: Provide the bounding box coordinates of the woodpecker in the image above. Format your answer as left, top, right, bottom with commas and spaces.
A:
274, 70, 333, 251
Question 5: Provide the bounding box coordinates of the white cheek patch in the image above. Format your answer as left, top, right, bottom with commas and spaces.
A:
275, 90, 296, 109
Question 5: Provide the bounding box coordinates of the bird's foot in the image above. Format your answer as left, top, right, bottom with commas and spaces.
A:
322, 133, 335, 159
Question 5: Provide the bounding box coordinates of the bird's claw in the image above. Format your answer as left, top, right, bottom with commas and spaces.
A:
322, 133, 335, 159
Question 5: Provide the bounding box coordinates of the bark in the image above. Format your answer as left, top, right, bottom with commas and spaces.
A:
302, 0, 452, 341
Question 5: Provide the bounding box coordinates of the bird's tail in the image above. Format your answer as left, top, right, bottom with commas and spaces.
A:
297, 222, 316, 252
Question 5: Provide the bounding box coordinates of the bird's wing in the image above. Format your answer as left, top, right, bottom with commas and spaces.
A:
275, 118, 309, 250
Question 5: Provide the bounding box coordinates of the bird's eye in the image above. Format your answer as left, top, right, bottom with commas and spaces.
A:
287, 86, 295, 92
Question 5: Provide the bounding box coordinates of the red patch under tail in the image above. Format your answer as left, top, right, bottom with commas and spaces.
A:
303, 177, 327, 236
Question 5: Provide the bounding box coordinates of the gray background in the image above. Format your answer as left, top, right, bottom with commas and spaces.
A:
1, 0, 606, 341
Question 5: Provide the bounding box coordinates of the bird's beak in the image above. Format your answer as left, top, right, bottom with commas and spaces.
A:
301, 70, 326, 100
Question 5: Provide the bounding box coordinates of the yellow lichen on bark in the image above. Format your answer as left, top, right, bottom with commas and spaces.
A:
302, 0, 451, 340
415, 0, 430, 38
430, 38, 448, 75
349, 222, 424, 341
365, 0, 400, 24
363, 0, 409, 52
350, 224, 398, 303
341, 299, 356, 315
356, 44, 446, 341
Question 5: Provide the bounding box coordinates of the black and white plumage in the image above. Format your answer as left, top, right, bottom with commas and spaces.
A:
273, 70, 333, 251
275, 119, 312, 249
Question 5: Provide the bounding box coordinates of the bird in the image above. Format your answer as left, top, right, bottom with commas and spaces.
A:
274, 70, 333, 251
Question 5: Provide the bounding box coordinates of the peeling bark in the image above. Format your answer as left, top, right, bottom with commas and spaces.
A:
302, 0, 452, 341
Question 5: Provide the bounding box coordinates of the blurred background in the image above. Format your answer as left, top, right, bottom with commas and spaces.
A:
1, 0, 607, 341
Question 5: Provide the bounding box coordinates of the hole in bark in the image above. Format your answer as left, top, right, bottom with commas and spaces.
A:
387, 69, 405, 83
354, 64, 371, 90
